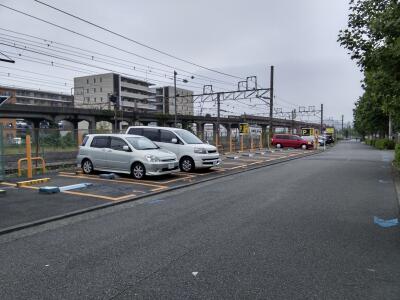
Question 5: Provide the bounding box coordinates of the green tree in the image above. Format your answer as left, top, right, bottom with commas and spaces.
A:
338, 0, 400, 137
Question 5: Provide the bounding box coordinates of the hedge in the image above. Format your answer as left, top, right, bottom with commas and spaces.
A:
365, 138, 395, 150
395, 144, 400, 163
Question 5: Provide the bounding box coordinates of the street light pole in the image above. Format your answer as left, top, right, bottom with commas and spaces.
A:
174, 70, 177, 127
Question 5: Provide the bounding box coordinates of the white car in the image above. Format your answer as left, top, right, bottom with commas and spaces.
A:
77, 134, 179, 179
126, 126, 221, 172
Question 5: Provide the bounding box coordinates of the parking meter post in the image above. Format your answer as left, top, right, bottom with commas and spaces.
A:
26, 135, 32, 179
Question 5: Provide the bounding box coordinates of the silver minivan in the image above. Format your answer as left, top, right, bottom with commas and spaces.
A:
77, 134, 179, 179
126, 126, 220, 172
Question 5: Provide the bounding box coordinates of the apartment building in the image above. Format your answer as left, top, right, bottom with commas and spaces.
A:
0, 85, 73, 141
154, 86, 194, 116
74, 73, 157, 113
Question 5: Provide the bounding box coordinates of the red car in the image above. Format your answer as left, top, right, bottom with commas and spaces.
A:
271, 134, 312, 149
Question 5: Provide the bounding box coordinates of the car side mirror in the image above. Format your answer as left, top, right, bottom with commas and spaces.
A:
123, 145, 130, 152
171, 138, 178, 144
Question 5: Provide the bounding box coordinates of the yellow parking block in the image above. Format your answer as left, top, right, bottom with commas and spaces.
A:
16, 178, 51, 188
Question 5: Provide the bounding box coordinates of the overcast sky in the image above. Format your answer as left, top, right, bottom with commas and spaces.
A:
0, 0, 362, 124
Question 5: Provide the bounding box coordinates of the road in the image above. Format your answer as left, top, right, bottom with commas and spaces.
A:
1, 141, 400, 299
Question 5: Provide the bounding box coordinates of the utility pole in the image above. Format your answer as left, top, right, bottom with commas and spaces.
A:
216, 93, 220, 145
291, 109, 296, 134
320, 103, 324, 135
268, 66, 274, 148
341, 114, 344, 137
119, 74, 122, 132
174, 70, 177, 127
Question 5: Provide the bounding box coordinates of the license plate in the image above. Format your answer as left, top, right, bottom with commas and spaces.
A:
168, 163, 174, 169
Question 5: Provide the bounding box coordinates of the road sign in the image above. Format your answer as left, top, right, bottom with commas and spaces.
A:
239, 123, 249, 135
301, 128, 314, 136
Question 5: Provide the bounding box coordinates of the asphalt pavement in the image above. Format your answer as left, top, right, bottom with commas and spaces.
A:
0, 141, 399, 299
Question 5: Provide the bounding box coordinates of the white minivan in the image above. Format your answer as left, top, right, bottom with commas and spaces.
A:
126, 126, 221, 172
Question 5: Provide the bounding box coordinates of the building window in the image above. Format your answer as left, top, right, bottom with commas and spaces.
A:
94, 97, 96, 102
86, 79, 89, 84
94, 78, 96, 83
86, 89, 89, 93
100, 77, 102, 83
94, 88, 96, 93
100, 87, 102, 92
100, 97, 103, 102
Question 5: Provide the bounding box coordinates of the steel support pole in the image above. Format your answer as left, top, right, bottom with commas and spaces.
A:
320, 103, 324, 135
268, 66, 274, 148
174, 71, 177, 127
216, 93, 220, 146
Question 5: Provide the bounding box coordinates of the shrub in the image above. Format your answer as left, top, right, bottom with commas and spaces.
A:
375, 138, 395, 150
395, 144, 400, 163
375, 139, 385, 149
387, 140, 396, 150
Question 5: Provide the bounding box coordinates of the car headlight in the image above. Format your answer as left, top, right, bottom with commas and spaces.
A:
145, 154, 160, 162
194, 148, 207, 154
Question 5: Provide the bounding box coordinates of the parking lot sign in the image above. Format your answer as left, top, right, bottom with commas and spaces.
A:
301, 128, 314, 136
326, 127, 335, 134
239, 123, 249, 135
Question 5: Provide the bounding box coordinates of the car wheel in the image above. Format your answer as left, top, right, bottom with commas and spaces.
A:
82, 159, 93, 174
301, 144, 307, 150
276, 143, 282, 148
180, 157, 195, 172
131, 162, 146, 179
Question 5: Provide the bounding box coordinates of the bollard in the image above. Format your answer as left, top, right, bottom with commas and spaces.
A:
77, 133, 83, 147
26, 135, 32, 178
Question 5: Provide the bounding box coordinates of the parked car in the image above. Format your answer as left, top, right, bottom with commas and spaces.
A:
77, 134, 179, 179
271, 134, 313, 149
126, 126, 221, 172
318, 136, 326, 146
325, 135, 334, 144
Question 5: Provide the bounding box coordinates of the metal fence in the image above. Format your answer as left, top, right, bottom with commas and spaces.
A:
0, 127, 268, 176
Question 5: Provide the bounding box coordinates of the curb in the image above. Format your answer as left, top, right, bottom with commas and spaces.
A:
0, 150, 323, 236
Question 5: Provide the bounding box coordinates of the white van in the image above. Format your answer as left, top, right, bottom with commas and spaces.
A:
126, 126, 221, 172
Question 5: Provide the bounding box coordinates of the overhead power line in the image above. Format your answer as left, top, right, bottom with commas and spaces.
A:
0, 4, 242, 85
0, 65, 73, 81
0, 28, 236, 87
34, 0, 243, 80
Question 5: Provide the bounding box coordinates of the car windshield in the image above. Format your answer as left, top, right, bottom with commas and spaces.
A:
175, 130, 203, 144
126, 136, 159, 150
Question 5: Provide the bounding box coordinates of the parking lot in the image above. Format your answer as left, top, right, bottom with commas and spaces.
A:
0, 148, 319, 232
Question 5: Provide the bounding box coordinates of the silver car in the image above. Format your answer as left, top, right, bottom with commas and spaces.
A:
77, 134, 179, 179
